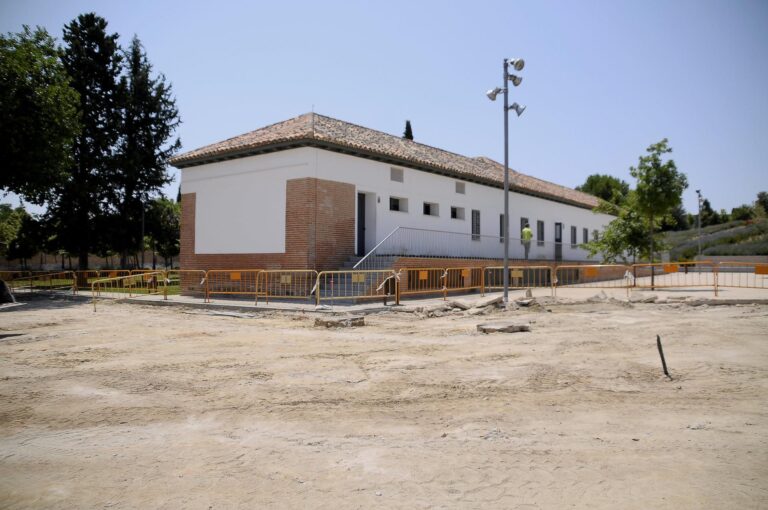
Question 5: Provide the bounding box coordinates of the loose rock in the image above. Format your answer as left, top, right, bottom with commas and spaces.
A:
477, 322, 531, 333
314, 316, 365, 328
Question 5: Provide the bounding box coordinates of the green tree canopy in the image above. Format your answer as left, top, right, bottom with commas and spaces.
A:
146, 196, 180, 267
584, 191, 651, 263
630, 138, 687, 269
0, 26, 80, 204
575, 174, 630, 205
0, 204, 28, 258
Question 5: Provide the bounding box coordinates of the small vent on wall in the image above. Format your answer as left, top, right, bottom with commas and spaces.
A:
390, 167, 404, 182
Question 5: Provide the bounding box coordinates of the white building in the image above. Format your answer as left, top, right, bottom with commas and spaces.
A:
170, 113, 612, 271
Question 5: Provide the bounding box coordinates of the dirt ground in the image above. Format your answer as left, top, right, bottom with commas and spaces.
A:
1, 296, 767, 509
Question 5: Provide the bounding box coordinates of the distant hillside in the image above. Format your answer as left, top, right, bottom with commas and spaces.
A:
664, 218, 768, 260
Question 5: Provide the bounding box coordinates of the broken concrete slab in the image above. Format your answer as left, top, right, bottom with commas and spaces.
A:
314, 316, 365, 328
474, 295, 504, 309
446, 300, 471, 310
477, 322, 531, 333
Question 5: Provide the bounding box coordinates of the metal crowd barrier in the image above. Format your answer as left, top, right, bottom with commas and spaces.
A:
91, 271, 166, 311
485, 266, 553, 295
715, 261, 768, 291
444, 267, 484, 297
631, 261, 717, 292
9, 271, 77, 295
554, 264, 631, 297
166, 269, 208, 297
205, 269, 261, 302
315, 270, 397, 305
255, 269, 318, 304
398, 267, 446, 299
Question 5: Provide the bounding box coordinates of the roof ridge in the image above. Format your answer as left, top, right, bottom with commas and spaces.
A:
311, 113, 481, 164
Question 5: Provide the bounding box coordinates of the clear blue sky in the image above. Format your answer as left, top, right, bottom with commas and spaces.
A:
2, 0, 766, 215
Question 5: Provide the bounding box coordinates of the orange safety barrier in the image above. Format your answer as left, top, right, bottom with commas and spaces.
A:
631, 261, 717, 294
715, 261, 768, 291
554, 264, 631, 296
315, 270, 397, 305
255, 270, 318, 304
91, 271, 166, 311
166, 270, 207, 297
205, 269, 261, 302
73, 270, 103, 289
485, 266, 553, 293
9, 271, 77, 295
444, 267, 484, 297
398, 267, 446, 298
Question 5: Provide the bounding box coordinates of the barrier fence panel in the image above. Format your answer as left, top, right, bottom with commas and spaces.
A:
444, 267, 484, 298
631, 262, 716, 294
10, 271, 77, 295
205, 270, 261, 302
166, 270, 208, 297
91, 271, 167, 311
716, 261, 768, 291
554, 264, 631, 296
315, 270, 397, 305
255, 270, 318, 304
74, 270, 103, 290
485, 266, 554, 293
0, 271, 36, 281
398, 268, 446, 299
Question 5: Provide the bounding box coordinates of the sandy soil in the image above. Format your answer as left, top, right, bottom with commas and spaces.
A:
1, 297, 767, 509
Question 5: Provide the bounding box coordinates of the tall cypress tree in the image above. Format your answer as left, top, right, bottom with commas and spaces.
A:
109, 36, 180, 266
403, 120, 413, 140
53, 13, 122, 269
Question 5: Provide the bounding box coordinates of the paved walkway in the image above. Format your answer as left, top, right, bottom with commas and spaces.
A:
111, 284, 768, 314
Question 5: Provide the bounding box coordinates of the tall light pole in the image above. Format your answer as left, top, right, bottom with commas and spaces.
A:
696, 189, 702, 259
487, 58, 526, 304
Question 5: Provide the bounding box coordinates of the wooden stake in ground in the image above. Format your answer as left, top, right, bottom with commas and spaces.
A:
657, 334, 672, 379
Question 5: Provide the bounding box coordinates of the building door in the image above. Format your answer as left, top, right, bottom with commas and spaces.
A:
554, 222, 563, 262
357, 193, 366, 256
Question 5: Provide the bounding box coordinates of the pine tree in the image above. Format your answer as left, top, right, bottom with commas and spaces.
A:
403, 120, 413, 140
51, 13, 122, 270
109, 36, 181, 266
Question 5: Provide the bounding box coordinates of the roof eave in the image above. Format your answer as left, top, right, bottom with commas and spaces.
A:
171, 140, 599, 211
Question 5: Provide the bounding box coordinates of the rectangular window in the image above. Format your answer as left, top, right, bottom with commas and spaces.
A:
592, 229, 599, 241
390, 167, 404, 182
520, 217, 529, 236
570, 226, 577, 248
583, 228, 589, 244
537, 220, 545, 246
423, 202, 439, 217
455, 181, 465, 194
389, 196, 408, 212
471, 210, 480, 241
499, 214, 505, 243
450, 206, 465, 220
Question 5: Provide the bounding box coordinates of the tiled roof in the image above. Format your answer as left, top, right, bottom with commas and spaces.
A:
170, 113, 600, 209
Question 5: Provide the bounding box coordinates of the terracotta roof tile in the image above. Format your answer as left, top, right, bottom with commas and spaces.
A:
170, 113, 599, 209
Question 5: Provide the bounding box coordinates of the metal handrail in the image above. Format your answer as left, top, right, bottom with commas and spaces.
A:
353, 226, 402, 269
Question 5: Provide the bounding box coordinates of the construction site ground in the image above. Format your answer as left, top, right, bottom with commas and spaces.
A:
1, 287, 766, 509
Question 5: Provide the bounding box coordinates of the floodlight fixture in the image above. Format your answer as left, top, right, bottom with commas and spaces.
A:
509, 102, 526, 116
508, 74, 522, 87
507, 58, 525, 71
486, 87, 503, 101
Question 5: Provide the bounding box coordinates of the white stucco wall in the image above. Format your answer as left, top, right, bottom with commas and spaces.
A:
181, 148, 313, 254
180, 147, 614, 260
